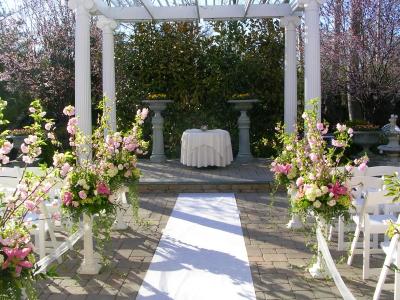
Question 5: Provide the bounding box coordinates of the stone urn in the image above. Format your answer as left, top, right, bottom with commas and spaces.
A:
228, 99, 259, 163
142, 100, 173, 163
352, 131, 381, 154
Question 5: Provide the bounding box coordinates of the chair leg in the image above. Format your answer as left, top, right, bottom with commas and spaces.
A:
38, 217, 46, 260
363, 228, 370, 280
328, 223, 334, 241
338, 216, 345, 251
347, 225, 360, 265
395, 241, 400, 300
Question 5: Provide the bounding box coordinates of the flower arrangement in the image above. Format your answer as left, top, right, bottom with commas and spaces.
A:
58, 102, 148, 220
146, 93, 168, 100
0, 99, 59, 299
271, 99, 368, 222
8, 128, 36, 136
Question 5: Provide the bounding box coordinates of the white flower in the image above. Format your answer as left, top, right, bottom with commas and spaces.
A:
329, 192, 335, 198
328, 199, 336, 207
313, 200, 322, 208
321, 186, 329, 194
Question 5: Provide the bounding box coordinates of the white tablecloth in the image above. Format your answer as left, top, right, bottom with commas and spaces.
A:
180, 129, 233, 168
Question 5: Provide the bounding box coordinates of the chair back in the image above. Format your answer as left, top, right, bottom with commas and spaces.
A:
0, 167, 22, 179
365, 166, 400, 177
348, 176, 383, 199
361, 190, 394, 218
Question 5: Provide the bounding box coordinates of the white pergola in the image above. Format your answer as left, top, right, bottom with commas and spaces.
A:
67, 0, 324, 275
68, 0, 324, 137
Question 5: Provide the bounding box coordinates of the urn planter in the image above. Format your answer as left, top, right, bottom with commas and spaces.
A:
142, 100, 173, 163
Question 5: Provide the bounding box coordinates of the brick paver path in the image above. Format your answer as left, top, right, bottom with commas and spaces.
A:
38, 192, 392, 299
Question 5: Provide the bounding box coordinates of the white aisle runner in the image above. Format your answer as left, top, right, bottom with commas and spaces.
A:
136, 193, 256, 300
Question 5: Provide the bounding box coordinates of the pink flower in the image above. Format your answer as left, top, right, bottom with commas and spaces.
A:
24, 200, 36, 211
1, 141, 13, 154
62, 191, 73, 206
2, 156, 9, 164
345, 165, 354, 172
21, 143, 29, 154
336, 124, 347, 132
2, 247, 33, 276
309, 153, 318, 162
328, 182, 348, 199
358, 162, 368, 172
67, 118, 78, 135
332, 139, 345, 148
141, 108, 149, 120
22, 156, 34, 164
96, 182, 111, 195
296, 177, 304, 187
347, 128, 354, 136
78, 190, 87, 200
316, 123, 325, 131
45, 123, 53, 131
63, 105, 75, 116
61, 162, 71, 177
24, 135, 37, 145
28, 107, 36, 113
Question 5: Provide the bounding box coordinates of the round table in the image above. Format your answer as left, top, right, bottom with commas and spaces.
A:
180, 129, 233, 168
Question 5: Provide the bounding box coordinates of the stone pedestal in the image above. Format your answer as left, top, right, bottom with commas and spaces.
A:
78, 214, 101, 275
143, 100, 172, 163
228, 100, 259, 163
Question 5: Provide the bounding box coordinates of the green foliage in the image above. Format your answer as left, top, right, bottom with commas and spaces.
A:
115, 20, 285, 158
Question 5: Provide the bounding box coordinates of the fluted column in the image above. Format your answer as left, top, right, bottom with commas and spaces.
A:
97, 16, 118, 131
299, 0, 325, 119
68, 0, 101, 276
69, 0, 94, 139
280, 16, 300, 133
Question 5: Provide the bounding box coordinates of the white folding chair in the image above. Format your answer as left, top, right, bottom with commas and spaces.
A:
373, 215, 400, 300
335, 176, 383, 251
347, 190, 397, 279
366, 166, 400, 177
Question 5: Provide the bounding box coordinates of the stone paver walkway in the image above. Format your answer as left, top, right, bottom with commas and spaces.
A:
38, 192, 393, 299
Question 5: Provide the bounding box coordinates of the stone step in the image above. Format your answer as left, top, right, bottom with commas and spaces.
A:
138, 182, 274, 193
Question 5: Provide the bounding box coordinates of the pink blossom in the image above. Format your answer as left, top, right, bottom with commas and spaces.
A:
22, 156, 34, 164
316, 123, 325, 131
96, 182, 111, 195
62, 191, 73, 206
78, 190, 87, 200
309, 153, 318, 162
347, 128, 354, 136
24, 200, 36, 211
332, 139, 345, 148
1, 141, 13, 154
2, 247, 33, 276
328, 182, 348, 199
20, 143, 29, 154
271, 163, 292, 175
24, 135, 37, 145
336, 124, 347, 132
345, 165, 354, 172
60, 162, 71, 177
28, 107, 36, 113
63, 105, 75, 116
358, 162, 368, 172
45, 123, 53, 131
67, 118, 78, 135
141, 108, 149, 120
296, 177, 304, 187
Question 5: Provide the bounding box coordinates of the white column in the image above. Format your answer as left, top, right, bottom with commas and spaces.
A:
97, 16, 118, 131
69, 0, 94, 138
280, 16, 300, 133
299, 0, 325, 119
69, 0, 101, 275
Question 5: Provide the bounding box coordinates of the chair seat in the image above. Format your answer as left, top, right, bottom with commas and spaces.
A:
352, 214, 397, 232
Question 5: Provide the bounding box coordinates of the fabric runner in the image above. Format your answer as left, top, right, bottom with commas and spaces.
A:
136, 193, 256, 300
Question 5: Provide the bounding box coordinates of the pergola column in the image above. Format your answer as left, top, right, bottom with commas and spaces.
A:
280, 16, 300, 133
68, 0, 101, 276
97, 16, 118, 131
69, 0, 94, 138
299, 0, 325, 119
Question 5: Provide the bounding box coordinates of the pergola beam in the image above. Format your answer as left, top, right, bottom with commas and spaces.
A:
94, 3, 293, 21
139, 0, 155, 19
243, 0, 253, 18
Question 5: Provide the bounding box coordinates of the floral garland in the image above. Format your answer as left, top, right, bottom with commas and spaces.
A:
271, 99, 368, 222
0, 99, 59, 300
